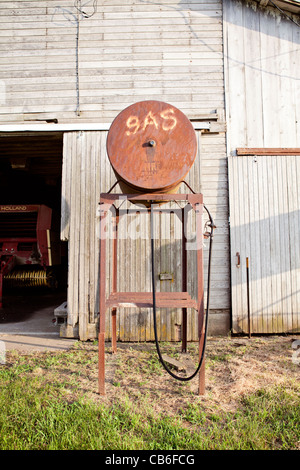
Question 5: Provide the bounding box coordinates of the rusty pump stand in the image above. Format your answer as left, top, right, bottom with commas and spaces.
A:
97, 100, 215, 396
97, 191, 214, 395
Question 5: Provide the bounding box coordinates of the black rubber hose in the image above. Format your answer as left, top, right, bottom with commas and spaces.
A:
150, 203, 214, 381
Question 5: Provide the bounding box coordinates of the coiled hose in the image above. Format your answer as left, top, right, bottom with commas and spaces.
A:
150, 203, 215, 381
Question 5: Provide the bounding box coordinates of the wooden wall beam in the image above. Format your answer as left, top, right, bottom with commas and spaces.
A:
236, 148, 300, 156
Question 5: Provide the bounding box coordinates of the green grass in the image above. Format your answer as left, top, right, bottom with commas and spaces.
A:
0, 341, 299, 450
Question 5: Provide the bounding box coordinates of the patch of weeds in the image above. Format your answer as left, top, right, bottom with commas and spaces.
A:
208, 352, 233, 364
1, 338, 299, 450
180, 403, 207, 425
143, 352, 164, 376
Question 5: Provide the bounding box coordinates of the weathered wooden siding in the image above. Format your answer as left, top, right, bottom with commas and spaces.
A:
0, 0, 230, 339
62, 129, 230, 340
223, 0, 300, 151
224, 0, 300, 334
0, 0, 224, 123
229, 154, 300, 334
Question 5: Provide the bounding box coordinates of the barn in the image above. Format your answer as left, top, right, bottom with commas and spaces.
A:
0, 0, 299, 341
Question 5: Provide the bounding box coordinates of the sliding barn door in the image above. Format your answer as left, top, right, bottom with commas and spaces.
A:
228, 154, 300, 334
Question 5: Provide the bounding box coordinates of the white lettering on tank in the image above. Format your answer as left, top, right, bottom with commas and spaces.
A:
125, 108, 177, 136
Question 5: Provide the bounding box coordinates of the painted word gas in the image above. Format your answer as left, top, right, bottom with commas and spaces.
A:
126, 108, 177, 136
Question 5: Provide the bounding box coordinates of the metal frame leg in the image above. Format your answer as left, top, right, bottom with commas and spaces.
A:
98, 332, 106, 395
196, 201, 205, 395
181, 207, 187, 353
98, 207, 107, 395
111, 209, 119, 354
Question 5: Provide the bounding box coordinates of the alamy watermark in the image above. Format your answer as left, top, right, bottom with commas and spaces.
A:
96, 199, 204, 251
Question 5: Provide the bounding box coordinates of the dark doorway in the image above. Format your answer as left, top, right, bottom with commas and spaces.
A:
0, 132, 67, 334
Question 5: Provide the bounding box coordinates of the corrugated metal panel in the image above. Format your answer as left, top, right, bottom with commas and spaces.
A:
62, 129, 229, 340
229, 154, 300, 334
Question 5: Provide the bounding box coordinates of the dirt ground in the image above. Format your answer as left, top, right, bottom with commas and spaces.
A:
67, 335, 300, 414
4, 335, 299, 417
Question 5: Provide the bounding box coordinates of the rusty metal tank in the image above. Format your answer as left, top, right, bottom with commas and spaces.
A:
106, 100, 197, 194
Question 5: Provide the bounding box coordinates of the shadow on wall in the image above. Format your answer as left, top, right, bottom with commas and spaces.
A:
230, 208, 300, 283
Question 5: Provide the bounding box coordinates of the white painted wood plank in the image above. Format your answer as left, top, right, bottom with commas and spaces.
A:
260, 155, 271, 333
275, 155, 285, 332
0, 19, 222, 32
79, 132, 89, 340
0, 50, 223, 63
237, 152, 247, 333
286, 156, 298, 331
88, 132, 96, 324
61, 131, 71, 241
0, 35, 224, 48
295, 157, 300, 331
228, 156, 239, 332
243, 7, 263, 148
267, 156, 279, 333
246, 156, 258, 333
277, 23, 291, 146
4, 86, 224, 100
261, 19, 281, 148
242, 155, 252, 333
4, 75, 224, 87
278, 156, 293, 332
67, 132, 80, 328
271, 156, 281, 332
223, 0, 246, 154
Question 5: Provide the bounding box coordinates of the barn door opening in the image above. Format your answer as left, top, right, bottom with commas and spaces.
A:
0, 132, 68, 335
228, 151, 300, 334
